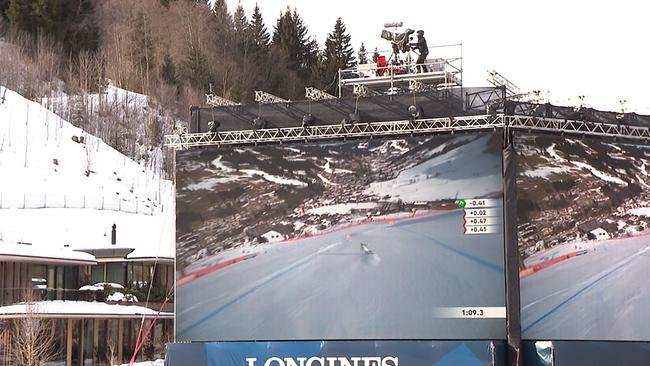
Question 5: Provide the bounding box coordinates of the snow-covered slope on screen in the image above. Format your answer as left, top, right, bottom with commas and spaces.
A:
0, 85, 173, 259
365, 134, 502, 201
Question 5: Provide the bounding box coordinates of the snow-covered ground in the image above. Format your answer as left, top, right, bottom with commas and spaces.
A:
0, 300, 171, 316
306, 202, 377, 215
0, 85, 174, 260
118, 360, 164, 366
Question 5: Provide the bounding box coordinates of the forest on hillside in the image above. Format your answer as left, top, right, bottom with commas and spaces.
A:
0, 0, 365, 173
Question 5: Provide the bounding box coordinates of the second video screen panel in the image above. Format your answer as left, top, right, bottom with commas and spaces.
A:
176, 133, 506, 341
517, 134, 650, 341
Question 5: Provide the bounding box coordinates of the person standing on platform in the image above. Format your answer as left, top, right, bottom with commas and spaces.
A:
412, 30, 429, 73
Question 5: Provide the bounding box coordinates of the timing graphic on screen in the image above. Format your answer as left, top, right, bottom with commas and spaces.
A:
175, 133, 506, 341
517, 134, 650, 341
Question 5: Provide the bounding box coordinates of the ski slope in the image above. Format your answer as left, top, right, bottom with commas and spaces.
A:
365, 134, 502, 202
177, 207, 506, 341
521, 235, 650, 340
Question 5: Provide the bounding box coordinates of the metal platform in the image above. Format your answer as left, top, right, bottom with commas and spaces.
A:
338, 43, 463, 96
339, 68, 461, 90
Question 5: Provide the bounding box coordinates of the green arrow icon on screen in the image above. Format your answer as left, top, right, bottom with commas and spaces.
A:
456, 199, 466, 208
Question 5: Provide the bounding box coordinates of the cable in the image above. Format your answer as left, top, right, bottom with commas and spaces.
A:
131, 177, 173, 364
128, 286, 174, 366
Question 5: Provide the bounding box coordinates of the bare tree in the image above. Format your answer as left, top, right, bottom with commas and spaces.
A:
6, 294, 58, 366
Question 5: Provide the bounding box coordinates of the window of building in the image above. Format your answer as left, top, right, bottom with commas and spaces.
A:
91, 264, 105, 284
106, 262, 126, 285
128, 263, 151, 289
30, 264, 47, 289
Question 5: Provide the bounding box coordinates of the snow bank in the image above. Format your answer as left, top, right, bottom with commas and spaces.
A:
307, 202, 377, 215
572, 161, 627, 186
119, 360, 165, 366
523, 166, 574, 178
107, 292, 138, 302
239, 169, 307, 187
628, 207, 650, 217
0, 301, 171, 317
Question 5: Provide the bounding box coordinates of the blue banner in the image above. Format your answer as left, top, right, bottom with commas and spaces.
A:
166, 341, 506, 366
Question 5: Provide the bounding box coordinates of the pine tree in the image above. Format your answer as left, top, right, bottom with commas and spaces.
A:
5, 0, 48, 35
160, 54, 177, 85
0, 0, 9, 19
211, 0, 233, 51
232, 2, 250, 53
321, 17, 355, 93
358, 42, 368, 64
272, 7, 317, 73
249, 3, 269, 49
6, 0, 98, 52
372, 47, 380, 63
182, 41, 211, 90
233, 2, 247, 34
230, 2, 254, 101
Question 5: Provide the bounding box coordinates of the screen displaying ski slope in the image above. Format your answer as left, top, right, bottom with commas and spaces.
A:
517, 134, 650, 341
175, 133, 506, 341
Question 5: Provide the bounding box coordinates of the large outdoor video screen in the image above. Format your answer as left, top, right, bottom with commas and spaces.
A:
176, 133, 506, 341
517, 134, 650, 341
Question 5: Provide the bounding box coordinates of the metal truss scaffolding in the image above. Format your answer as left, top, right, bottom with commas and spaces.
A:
305, 87, 336, 101
205, 93, 239, 107
254, 91, 289, 104
165, 114, 650, 149
505, 115, 650, 140
165, 115, 499, 149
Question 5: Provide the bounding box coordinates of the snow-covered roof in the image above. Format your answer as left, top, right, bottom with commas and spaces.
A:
0, 301, 173, 319
0, 85, 174, 262
0, 241, 96, 265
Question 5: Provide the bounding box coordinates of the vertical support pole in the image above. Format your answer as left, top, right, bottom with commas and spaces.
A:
118, 319, 124, 364
460, 42, 463, 96
93, 318, 99, 364
79, 320, 85, 366
338, 69, 342, 98
66, 319, 73, 366
503, 136, 522, 366
6, 263, 13, 304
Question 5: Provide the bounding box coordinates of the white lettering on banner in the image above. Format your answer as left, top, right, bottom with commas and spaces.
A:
265, 357, 285, 366
285, 358, 308, 366
252, 357, 400, 366
306, 357, 325, 366
362, 357, 381, 366
338, 357, 355, 366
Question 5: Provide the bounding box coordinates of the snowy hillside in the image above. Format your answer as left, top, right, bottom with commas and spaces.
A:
516, 134, 650, 254
0, 85, 174, 259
